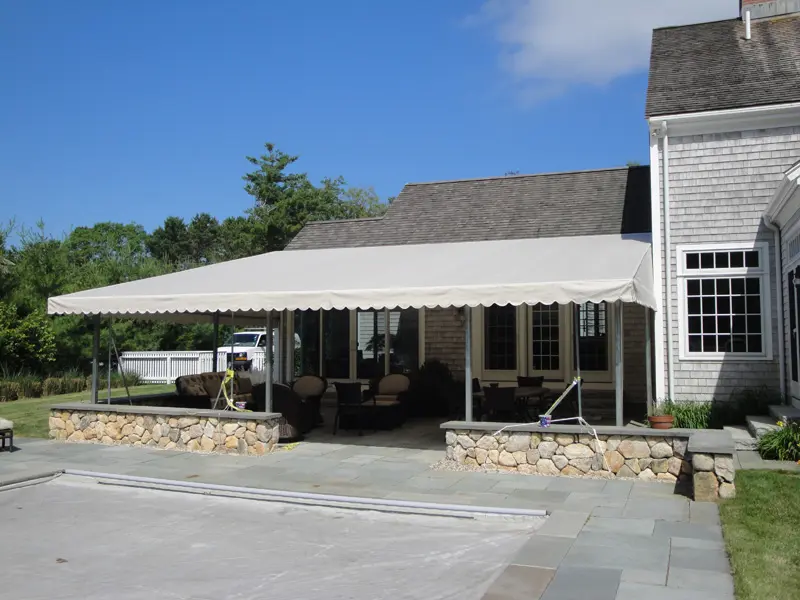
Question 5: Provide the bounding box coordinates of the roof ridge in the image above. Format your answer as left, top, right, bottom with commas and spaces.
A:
301, 216, 386, 227
404, 165, 648, 187
652, 17, 740, 32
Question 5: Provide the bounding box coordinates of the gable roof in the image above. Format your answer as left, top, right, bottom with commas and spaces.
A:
646, 16, 800, 118
287, 166, 650, 250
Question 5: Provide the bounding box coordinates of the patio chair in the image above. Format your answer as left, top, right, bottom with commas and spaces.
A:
517, 375, 545, 388
481, 386, 519, 422
270, 383, 314, 442
333, 382, 368, 435
292, 375, 327, 427
363, 374, 410, 429
0, 418, 13, 452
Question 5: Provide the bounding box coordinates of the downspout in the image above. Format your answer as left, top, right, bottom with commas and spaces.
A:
661, 122, 676, 401
763, 215, 787, 400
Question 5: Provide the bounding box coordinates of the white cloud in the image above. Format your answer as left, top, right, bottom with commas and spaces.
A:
471, 0, 737, 101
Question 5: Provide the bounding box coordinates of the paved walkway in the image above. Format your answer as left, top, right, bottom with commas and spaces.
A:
0, 438, 734, 600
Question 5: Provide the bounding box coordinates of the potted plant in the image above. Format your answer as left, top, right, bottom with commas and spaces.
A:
648, 403, 675, 429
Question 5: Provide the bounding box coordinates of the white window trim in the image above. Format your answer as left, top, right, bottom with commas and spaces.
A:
677, 242, 773, 362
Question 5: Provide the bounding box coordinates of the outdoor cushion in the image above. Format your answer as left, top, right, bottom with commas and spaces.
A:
373, 396, 402, 406
293, 375, 326, 399
377, 374, 410, 396
0, 418, 13, 430
236, 376, 253, 395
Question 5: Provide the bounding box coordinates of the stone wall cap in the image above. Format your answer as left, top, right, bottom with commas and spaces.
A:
50, 403, 281, 421
687, 429, 734, 455
440, 421, 694, 438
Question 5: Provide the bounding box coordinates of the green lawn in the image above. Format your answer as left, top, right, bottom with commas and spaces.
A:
719, 470, 800, 600
0, 384, 174, 438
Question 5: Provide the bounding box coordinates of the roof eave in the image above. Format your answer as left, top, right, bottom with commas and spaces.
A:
646, 101, 800, 137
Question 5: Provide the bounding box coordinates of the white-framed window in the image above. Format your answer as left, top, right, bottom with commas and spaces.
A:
677, 243, 772, 361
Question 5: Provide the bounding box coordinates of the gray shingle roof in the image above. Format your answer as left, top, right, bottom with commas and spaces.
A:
286, 166, 650, 250
646, 16, 800, 117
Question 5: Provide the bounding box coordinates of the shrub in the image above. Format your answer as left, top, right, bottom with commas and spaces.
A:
0, 369, 43, 398
408, 359, 456, 418
109, 370, 143, 388
758, 421, 800, 462
663, 401, 712, 429
0, 381, 21, 402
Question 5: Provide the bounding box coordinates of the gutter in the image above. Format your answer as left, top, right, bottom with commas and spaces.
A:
762, 215, 787, 400
660, 122, 676, 401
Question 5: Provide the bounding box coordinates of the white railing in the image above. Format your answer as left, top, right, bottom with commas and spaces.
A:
120, 350, 277, 384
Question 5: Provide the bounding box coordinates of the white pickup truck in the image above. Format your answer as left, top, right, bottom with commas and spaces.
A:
218, 329, 270, 370
217, 328, 300, 371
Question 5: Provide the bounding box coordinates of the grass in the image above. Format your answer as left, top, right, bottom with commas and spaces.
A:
719, 470, 800, 600
0, 384, 174, 438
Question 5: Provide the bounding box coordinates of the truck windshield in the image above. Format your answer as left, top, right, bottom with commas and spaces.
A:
224, 333, 260, 347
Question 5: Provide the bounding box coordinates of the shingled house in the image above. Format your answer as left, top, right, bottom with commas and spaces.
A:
647, 0, 800, 407
286, 167, 652, 420
286, 0, 800, 410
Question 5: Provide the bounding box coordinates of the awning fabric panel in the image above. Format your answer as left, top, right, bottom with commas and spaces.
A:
48, 234, 656, 321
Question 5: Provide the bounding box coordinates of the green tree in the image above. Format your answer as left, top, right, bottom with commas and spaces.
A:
147, 216, 191, 266
187, 213, 221, 264
0, 303, 57, 373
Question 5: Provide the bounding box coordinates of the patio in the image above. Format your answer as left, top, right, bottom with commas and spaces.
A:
0, 438, 735, 599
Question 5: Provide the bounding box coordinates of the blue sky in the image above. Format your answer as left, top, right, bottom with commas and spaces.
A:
0, 0, 737, 240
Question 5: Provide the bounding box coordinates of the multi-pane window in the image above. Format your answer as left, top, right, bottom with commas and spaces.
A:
484, 304, 517, 370
531, 303, 559, 371
679, 245, 770, 359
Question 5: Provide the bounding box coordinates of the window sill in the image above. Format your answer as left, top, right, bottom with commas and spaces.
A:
678, 353, 773, 362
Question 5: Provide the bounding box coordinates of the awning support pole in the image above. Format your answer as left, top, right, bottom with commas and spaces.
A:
573, 303, 582, 419
91, 315, 101, 404
464, 306, 473, 422
284, 309, 293, 382
645, 307, 653, 417
265, 311, 273, 412
211, 311, 220, 372
615, 301, 624, 427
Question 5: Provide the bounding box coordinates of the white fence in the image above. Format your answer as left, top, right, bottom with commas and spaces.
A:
120, 351, 280, 384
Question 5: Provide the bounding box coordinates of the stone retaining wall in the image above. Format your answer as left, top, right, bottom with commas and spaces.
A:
49, 404, 281, 456
445, 429, 691, 483
442, 423, 736, 502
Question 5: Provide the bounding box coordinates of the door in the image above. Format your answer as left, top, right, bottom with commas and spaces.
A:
789, 270, 800, 399
528, 303, 564, 381
572, 302, 613, 383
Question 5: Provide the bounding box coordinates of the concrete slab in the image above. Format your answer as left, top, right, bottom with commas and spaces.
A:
541, 566, 621, 600
482, 565, 555, 600
537, 511, 590, 538
512, 535, 574, 569
2, 476, 536, 600
582, 516, 655, 536
667, 568, 735, 594
689, 501, 721, 526
621, 497, 689, 522
669, 547, 732, 573
615, 582, 734, 600
653, 521, 723, 542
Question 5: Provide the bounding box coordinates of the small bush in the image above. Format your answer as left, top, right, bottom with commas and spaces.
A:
0, 381, 22, 402
0, 370, 43, 398
758, 421, 800, 462
664, 401, 712, 429
43, 377, 65, 396
109, 370, 143, 388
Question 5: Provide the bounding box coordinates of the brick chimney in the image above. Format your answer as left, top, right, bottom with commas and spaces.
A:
741, 0, 800, 19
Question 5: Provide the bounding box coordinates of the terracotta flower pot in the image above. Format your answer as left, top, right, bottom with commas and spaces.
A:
648, 415, 674, 430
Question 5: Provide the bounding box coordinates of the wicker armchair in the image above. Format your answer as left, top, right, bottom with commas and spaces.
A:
292, 375, 327, 427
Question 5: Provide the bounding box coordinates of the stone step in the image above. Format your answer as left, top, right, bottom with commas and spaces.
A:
723, 425, 758, 450
746, 415, 780, 440
768, 404, 800, 422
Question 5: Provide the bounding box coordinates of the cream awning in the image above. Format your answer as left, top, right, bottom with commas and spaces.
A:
47, 233, 655, 322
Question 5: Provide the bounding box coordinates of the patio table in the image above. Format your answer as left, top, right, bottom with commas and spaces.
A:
472, 386, 550, 422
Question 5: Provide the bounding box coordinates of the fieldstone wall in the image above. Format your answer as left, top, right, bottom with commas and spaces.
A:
692, 453, 736, 501
444, 426, 736, 502
445, 430, 691, 483
49, 408, 280, 456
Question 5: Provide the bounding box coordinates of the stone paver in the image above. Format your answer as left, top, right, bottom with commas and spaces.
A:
0, 437, 735, 599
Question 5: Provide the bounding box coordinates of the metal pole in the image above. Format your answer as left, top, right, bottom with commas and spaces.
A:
615, 301, 624, 427
107, 326, 112, 403
91, 315, 101, 404
230, 311, 235, 399
645, 307, 653, 417
573, 303, 582, 419
464, 306, 473, 422
285, 309, 294, 382
265, 311, 273, 412
108, 325, 132, 404
211, 311, 220, 372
